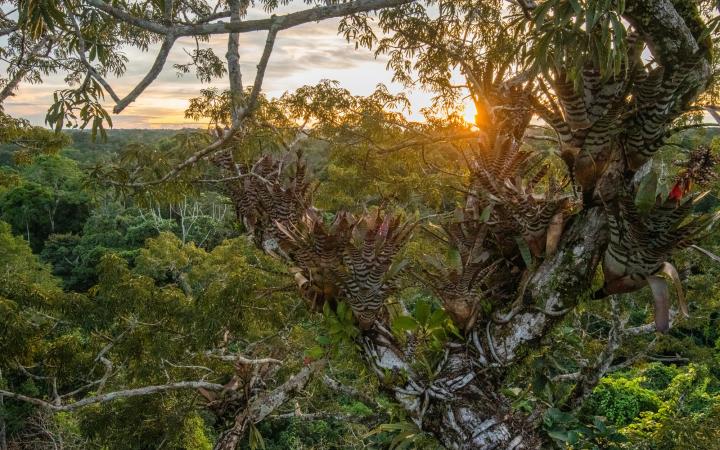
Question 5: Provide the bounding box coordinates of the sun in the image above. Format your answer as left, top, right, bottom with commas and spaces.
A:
463, 100, 478, 126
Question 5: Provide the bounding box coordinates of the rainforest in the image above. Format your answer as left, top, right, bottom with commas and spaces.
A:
2, 0, 720, 448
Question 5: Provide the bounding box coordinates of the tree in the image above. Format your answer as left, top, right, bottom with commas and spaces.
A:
2, 227, 378, 448
0, 155, 90, 251
3, 0, 720, 448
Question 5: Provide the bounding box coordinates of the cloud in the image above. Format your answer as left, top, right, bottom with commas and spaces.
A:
1, 10, 431, 128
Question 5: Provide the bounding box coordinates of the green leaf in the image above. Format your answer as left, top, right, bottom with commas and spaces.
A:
568, 430, 580, 444
447, 247, 461, 270
428, 309, 447, 328
547, 430, 571, 442
305, 346, 325, 359
415, 299, 431, 326
392, 315, 418, 333
547, 407, 575, 424
479, 204, 493, 222
386, 258, 408, 279
593, 416, 607, 433
515, 236, 533, 267
635, 169, 658, 213
248, 423, 266, 450
337, 301, 348, 320
568, 0, 581, 15
534, 0, 554, 27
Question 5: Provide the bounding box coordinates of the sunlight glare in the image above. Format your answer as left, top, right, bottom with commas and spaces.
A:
463, 100, 478, 126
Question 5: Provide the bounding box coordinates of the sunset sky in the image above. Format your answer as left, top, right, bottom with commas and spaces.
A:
2, 8, 461, 129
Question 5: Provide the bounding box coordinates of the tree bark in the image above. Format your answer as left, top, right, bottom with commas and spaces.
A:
356, 207, 607, 449
362, 333, 539, 449
213, 360, 324, 450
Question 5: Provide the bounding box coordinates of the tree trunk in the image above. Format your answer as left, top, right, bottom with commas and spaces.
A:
362, 331, 539, 449
358, 207, 607, 449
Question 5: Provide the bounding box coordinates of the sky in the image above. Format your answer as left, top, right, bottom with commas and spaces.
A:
2, 6, 467, 129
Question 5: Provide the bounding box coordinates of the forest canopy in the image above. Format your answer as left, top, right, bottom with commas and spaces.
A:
2, 0, 720, 449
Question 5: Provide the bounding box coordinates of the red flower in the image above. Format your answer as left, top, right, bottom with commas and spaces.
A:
668, 181, 684, 201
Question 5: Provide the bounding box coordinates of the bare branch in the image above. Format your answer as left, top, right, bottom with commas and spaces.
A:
691, 244, 720, 265
226, 0, 244, 123
322, 374, 378, 406
566, 296, 625, 408
376, 131, 481, 154
0, 381, 226, 412
113, 35, 177, 113
193, 11, 231, 24
114, 23, 279, 188
84, 0, 169, 34
272, 411, 353, 421
179, 0, 413, 36
85, 0, 413, 37
623, 309, 678, 336
65, 3, 120, 103
196, 172, 272, 184
244, 25, 279, 114
215, 359, 325, 449
203, 351, 283, 365
665, 123, 720, 137
705, 106, 720, 125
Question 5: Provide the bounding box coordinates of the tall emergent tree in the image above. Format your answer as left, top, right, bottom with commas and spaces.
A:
2, 0, 720, 448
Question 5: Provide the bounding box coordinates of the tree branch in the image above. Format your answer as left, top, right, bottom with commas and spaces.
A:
376, 131, 481, 154
0, 38, 51, 104
85, 0, 413, 37
115, 24, 279, 187
226, 0, 244, 124
665, 123, 720, 137
322, 374, 378, 406
0, 381, 226, 412
691, 244, 720, 265
485, 207, 607, 365
214, 359, 325, 450
568, 296, 624, 408
84, 0, 169, 34
113, 34, 177, 113
65, 3, 121, 104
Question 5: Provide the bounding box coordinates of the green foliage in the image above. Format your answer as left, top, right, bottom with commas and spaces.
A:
365, 421, 436, 450
179, 412, 214, 450
640, 364, 680, 391
0, 220, 59, 289
526, 0, 628, 82
0, 111, 70, 164
2, 47, 720, 447
390, 295, 458, 349
584, 377, 662, 426
46, 78, 113, 140
39, 203, 175, 290
257, 417, 351, 450
320, 300, 360, 352
0, 155, 90, 251
78, 396, 203, 450
389, 293, 459, 377
0, 215, 319, 448
17, 0, 64, 38
542, 408, 627, 449
617, 365, 720, 449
